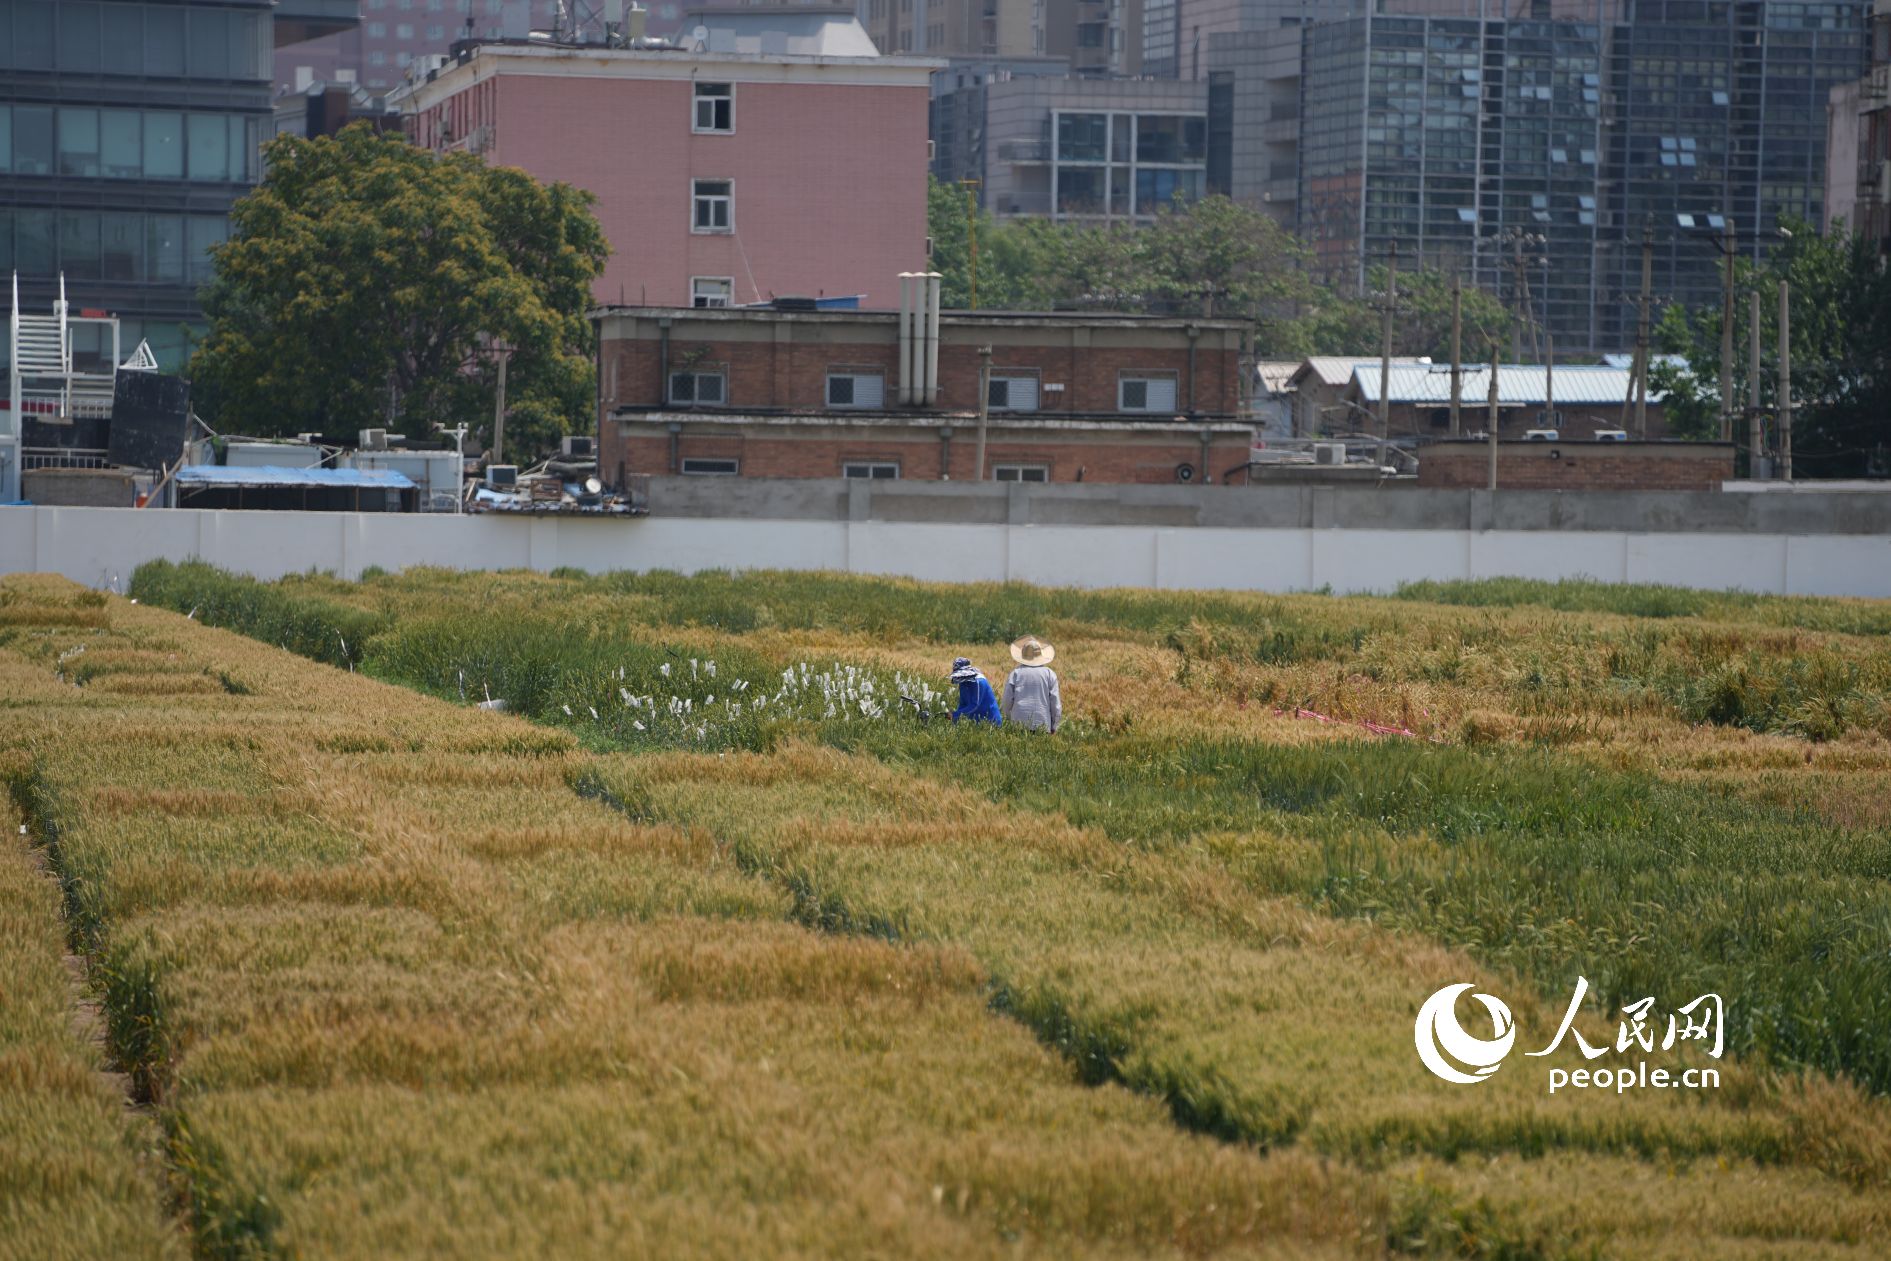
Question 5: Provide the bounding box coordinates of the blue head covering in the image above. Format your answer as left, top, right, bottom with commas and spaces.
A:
949, 656, 980, 682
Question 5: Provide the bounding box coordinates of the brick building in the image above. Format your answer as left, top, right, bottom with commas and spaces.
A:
594, 301, 1254, 485
1418, 440, 1734, 492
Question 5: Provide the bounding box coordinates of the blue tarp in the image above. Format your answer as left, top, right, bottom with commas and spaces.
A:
176, 465, 415, 489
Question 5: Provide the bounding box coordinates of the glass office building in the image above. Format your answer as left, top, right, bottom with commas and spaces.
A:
1, 0, 352, 372
1289, 3, 1870, 351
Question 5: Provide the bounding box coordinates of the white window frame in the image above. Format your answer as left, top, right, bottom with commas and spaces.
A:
691, 179, 733, 234
668, 368, 727, 406
992, 463, 1050, 482
691, 276, 734, 308
825, 370, 887, 410
842, 461, 900, 479
1118, 372, 1178, 413
988, 371, 1040, 412
692, 81, 734, 134
680, 457, 739, 476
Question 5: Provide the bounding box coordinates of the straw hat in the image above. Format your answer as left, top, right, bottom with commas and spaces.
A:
1009, 635, 1055, 666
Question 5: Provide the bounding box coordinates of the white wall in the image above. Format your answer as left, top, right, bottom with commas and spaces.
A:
3, 505, 1888, 598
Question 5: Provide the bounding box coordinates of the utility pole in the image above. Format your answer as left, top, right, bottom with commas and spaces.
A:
1377, 240, 1398, 471
1778, 280, 1792, 481
1487, 340, 1501, 491
1634, 221, 1653, 439
1449, 275, 1463, 437
1747, 289, 1763, 476
960, 179, 981, 311
491, 344, 511, 466
1545, 333, 1555, 433
1719, 216, 1736, 441
974, 344, 992, 482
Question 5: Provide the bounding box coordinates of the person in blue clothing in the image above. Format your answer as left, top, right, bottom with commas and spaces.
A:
948, 656, 1002, 725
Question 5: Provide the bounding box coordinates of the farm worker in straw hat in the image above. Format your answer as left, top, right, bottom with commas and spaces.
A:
1002, 636, 1061, 733
948, 656, 1002, 725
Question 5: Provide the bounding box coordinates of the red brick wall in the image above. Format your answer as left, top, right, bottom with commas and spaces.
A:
612, 427, 1252, 486
1391, 402, 1672, 440
1418, 443, 1733, 491
599, 334, 1240, 415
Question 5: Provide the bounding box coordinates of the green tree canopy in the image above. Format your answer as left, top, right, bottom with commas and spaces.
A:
1653, 218, 1891, 475
191, 123, 608, 461
926, 179, 1515, 364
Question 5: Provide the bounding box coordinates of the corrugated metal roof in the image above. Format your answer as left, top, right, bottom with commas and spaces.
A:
1296, 356, 1417, 388
1351, 364, 1664, 407
176, 465, 416, 489
1255, 361, 1300, 395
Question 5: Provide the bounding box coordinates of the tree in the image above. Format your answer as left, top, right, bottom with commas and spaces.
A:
191, 124, 608, 461
1267, 266, 1514, 364
1653, 217, 1891, 475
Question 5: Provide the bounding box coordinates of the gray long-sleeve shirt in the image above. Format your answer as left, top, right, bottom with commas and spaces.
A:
1002, 664, 1061, 732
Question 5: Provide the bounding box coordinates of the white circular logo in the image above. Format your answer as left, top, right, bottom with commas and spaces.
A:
1415, 983, 1516, 1084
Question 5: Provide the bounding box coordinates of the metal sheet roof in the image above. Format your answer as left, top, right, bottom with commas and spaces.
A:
1255, 361, 1300, 395
1350, 364, 1663, 407
1295, 356, 1412, 388
176, 465, 416, 489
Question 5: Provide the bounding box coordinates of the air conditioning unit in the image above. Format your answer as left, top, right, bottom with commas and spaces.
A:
1313, 442, 1346, 466
561, 435, 596, 458
1524, 428, 1559, 442
1877, 159, 1891, 203
358, 427, 388, 451
486, 463, 518, 489
1593, 429, 1628, 442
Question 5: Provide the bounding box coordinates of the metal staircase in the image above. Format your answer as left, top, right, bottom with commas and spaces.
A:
6, 273, 126, 502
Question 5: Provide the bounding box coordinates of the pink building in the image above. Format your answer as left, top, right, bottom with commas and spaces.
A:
398, 23, 938, 309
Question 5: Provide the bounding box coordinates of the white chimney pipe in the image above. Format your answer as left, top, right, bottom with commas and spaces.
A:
897, 273, 915, 405
923, 272, 942, 406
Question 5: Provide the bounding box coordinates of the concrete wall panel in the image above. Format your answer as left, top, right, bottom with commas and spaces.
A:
1469, 531, 1628, 584
4, 505, 1888, 600
1153, 528, 1314, 590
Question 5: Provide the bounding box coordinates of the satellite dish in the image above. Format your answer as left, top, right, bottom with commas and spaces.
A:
691, 23, 708, 46
584, 477, 602, 494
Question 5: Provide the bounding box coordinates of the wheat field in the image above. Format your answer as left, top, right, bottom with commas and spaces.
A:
2, 563, 1889, 1258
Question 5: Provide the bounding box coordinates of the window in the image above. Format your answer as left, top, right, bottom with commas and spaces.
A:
993, 464, 1049, 482
11, 106, 54, 176
101, 109, 140, 176
187, 112, 228, 180
58, 108, 100, 177
681, 457, 739, 475
396, 23, 414, 37
988, 373, 1038, 411
843, 462, 899, 479
368, 21, 386, 35
692, 179, 731, 232
691, 276, 733, 308
694, 82, 733, 133
826, 371, 885, 409
668, 369, 726, 405
1119, 374, 1178, 412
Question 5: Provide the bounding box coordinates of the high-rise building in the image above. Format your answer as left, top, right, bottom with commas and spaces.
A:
1044, 0, 1142, 74
1824, 0, 1890, 256
934, 71, 1209, 220
1269, 2, 1871, 351
1, 0, 354, 371
277, 0, 564, 96
860, 0, 1046, 57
